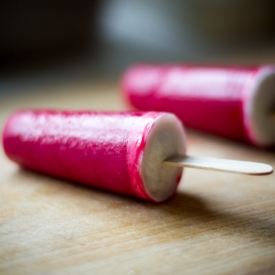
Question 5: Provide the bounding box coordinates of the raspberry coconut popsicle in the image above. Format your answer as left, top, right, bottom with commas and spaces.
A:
122, 64, 275, 147
3, 110, 272, 202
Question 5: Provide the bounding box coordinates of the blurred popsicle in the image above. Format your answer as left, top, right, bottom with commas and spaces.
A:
122, 64, 275, 147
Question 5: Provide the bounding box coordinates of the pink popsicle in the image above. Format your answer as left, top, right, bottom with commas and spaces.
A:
122, 64, 275, 147
3, 110, 186, 202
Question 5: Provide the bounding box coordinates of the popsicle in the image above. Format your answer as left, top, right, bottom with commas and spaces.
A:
122, 64, 275, 147
3, 110, 272, 202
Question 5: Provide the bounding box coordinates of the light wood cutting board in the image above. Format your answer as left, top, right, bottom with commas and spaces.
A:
0, 79, 275, 275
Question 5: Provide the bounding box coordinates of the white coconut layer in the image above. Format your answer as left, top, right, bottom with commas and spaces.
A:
141, 114, 186, 202
246, 67, 275, 146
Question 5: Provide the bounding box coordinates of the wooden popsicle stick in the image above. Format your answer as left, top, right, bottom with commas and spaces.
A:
163, 155, 273, 176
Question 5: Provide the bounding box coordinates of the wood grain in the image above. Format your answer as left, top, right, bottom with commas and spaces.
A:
0, 79, 275, 275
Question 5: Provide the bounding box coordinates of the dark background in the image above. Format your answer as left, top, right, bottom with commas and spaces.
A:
1, 0, 275, 95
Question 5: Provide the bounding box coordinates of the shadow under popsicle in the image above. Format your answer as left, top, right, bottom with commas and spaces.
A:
8, 167, 275, 249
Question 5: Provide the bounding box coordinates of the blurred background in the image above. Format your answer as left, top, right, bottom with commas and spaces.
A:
1, 0, 275, 96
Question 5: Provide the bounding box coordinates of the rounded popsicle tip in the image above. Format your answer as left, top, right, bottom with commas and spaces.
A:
244, 66, 275, 147
140, 113, 186, 202
249, 162, 273, 176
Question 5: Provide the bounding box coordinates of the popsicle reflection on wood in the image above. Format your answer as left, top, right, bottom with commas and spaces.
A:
3, 110, 273, 202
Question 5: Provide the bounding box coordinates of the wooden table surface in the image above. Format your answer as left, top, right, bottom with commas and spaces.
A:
1, 79, 275, 275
